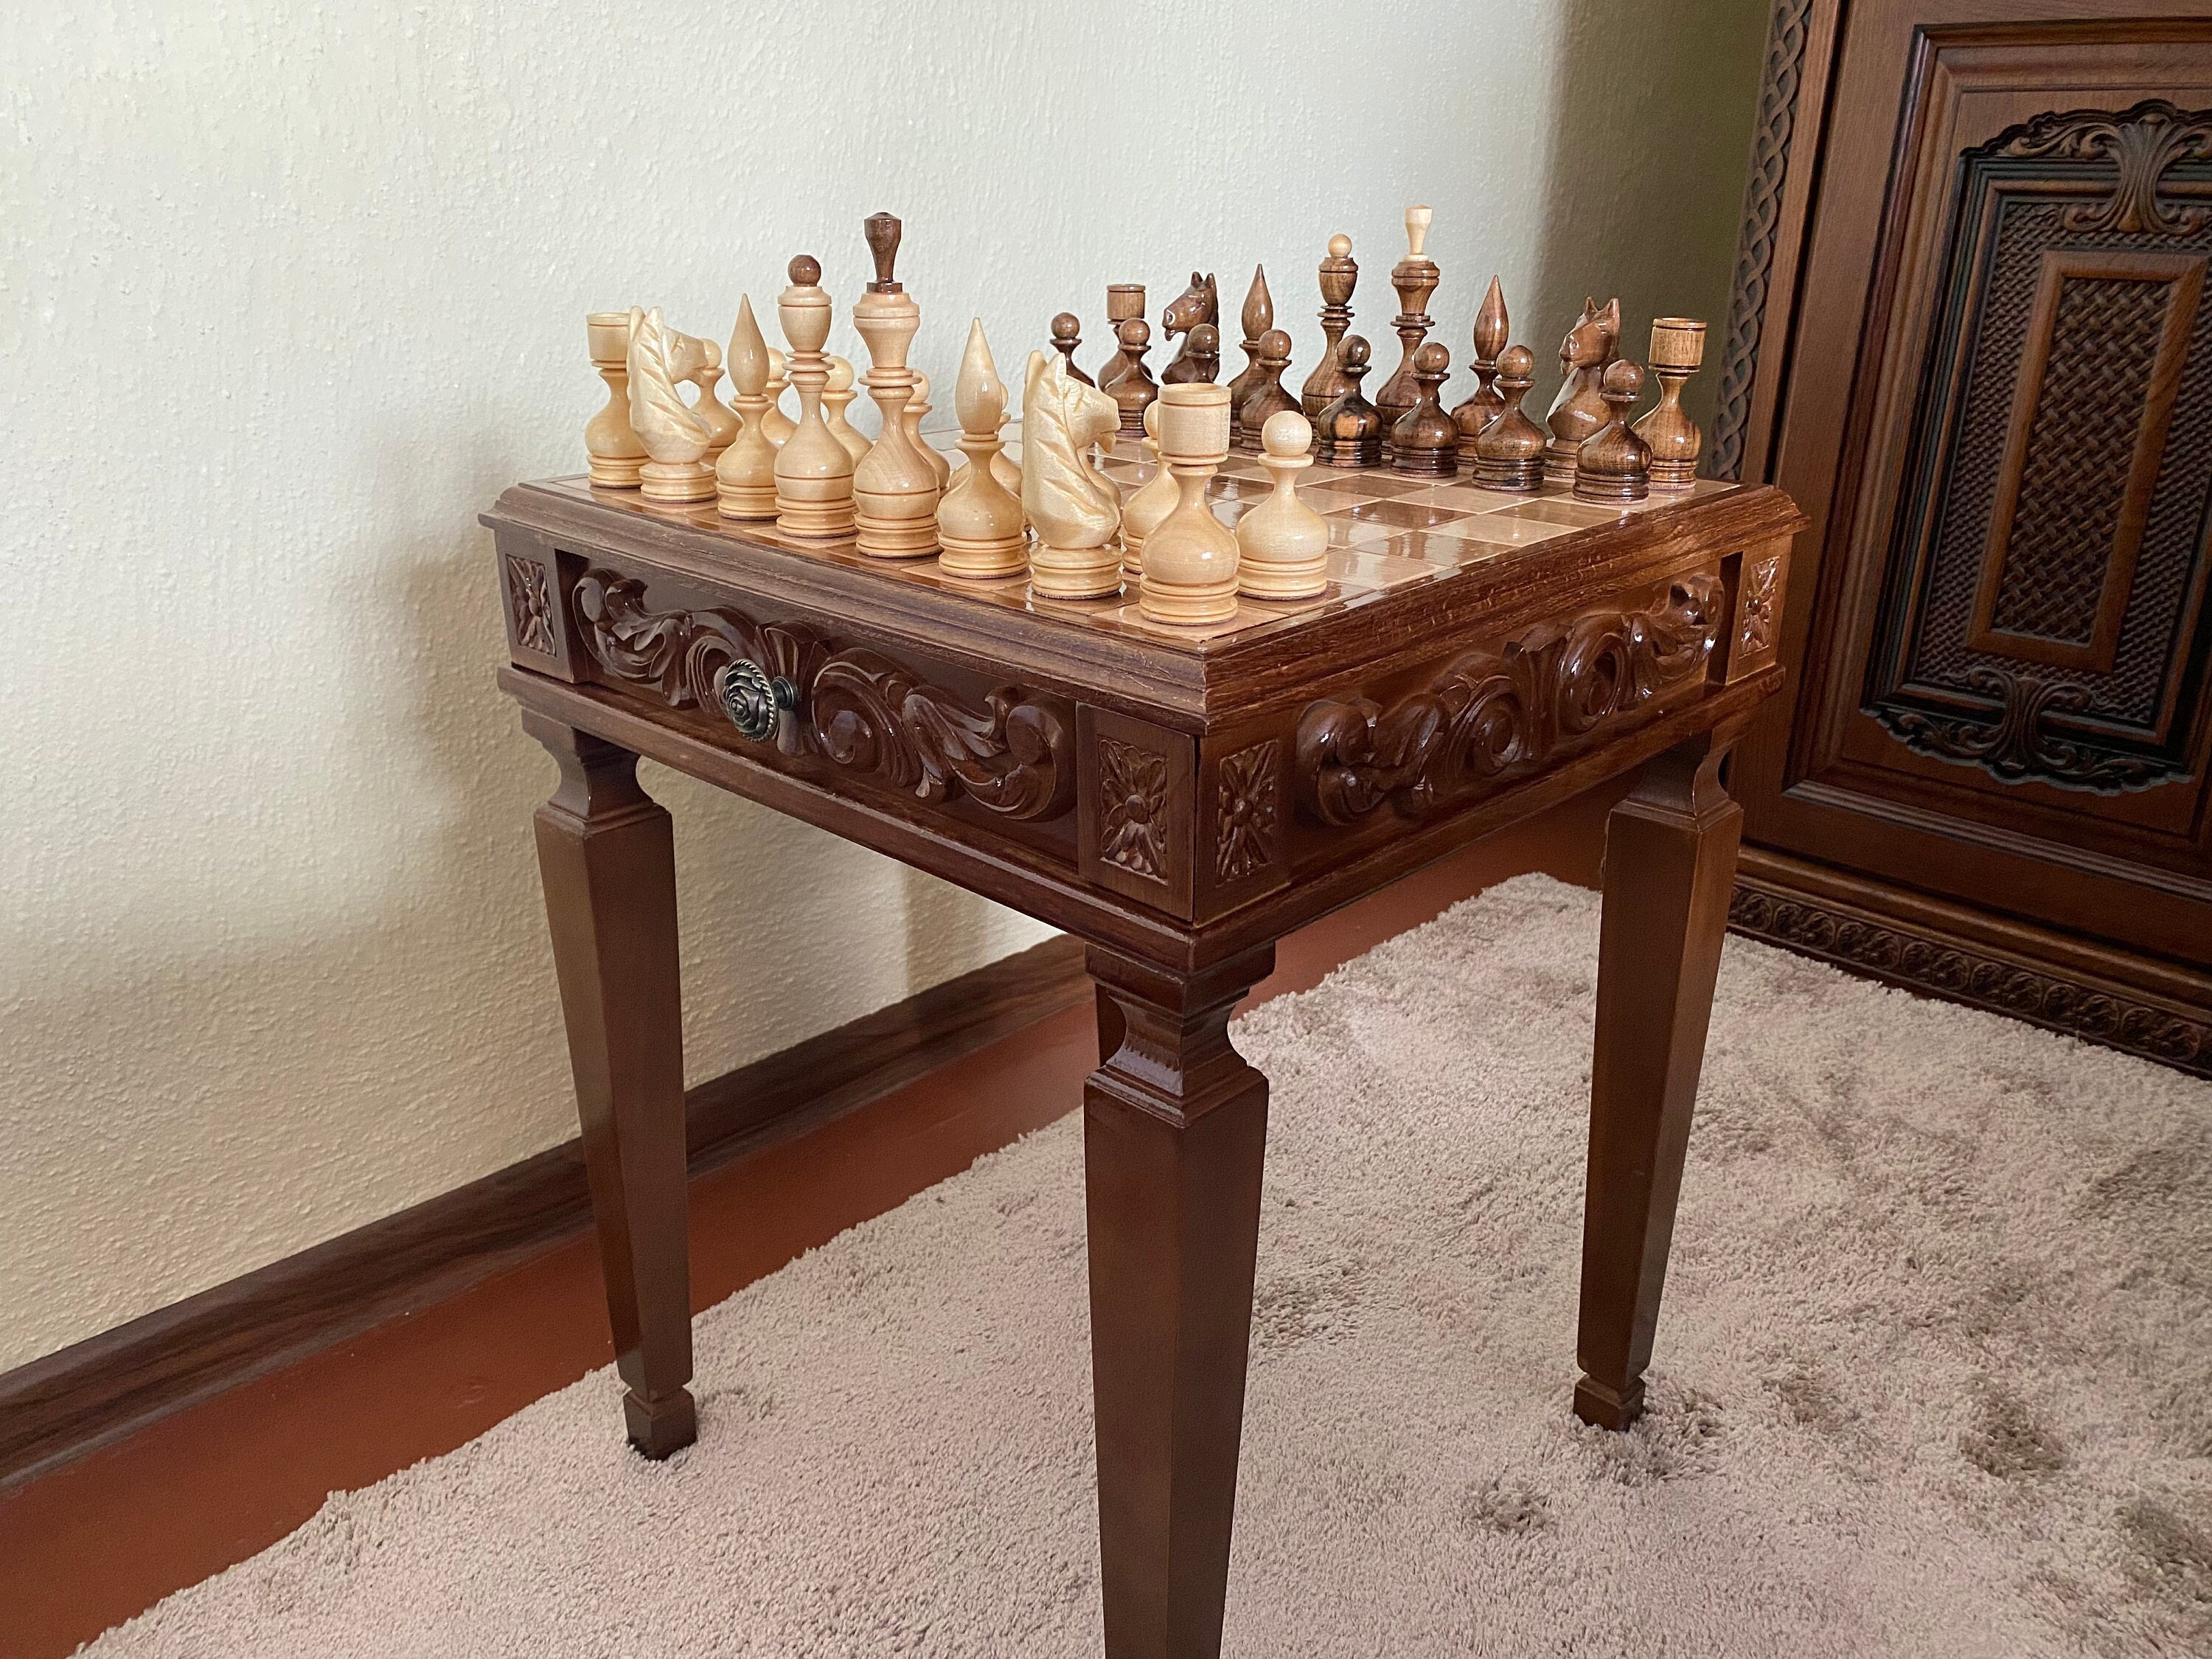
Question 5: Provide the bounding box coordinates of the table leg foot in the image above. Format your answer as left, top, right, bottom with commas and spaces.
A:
526, 713, 696, 1461
1575, 722, 1745, 1433
1085, 943, 1275, 1659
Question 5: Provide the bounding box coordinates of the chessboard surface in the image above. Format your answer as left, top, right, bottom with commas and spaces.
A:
540, 428, 1738, 655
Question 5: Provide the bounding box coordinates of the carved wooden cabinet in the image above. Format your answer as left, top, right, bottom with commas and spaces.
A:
1718, 0, 2212, 1074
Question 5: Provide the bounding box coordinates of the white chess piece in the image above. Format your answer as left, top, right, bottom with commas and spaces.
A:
1120, 400, 1178, 580
1021, 350, 1122, 599
1236, 410, 1329, 599
936, 320, 1027, 579
626, 305, 717, 504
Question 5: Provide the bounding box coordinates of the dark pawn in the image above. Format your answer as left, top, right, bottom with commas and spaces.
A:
1313, 335, 1384, 468
1573, 359, 1651, 501
1472, 344, 1547, 492
1051, 313, 1094, 386
1112, 317, 1159, 434
1392, 341, 1458, 476
1185, 321, 1221, 385
1237, 328, 1298, 452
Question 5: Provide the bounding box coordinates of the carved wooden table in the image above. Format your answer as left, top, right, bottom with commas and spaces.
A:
486, 438, 1801, 1658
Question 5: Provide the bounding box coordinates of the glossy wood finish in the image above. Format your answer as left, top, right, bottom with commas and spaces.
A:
1085, 943, 1273, 1659
1717, 0, 2212, 1076
487, 448, 1800, 1655
528, 716, 695, 1456
1575, 721, 1746, 1428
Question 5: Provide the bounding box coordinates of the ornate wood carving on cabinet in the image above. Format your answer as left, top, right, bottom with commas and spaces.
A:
1714, 1, 2212, 1079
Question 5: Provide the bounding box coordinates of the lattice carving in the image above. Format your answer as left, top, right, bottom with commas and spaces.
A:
1296, 574, 1722, 826
1731, 884, 2210, 1078
571, 569, 1072, 819
1874, 666, 2173, 791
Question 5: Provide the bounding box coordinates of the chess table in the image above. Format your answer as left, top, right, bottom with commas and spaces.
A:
486, 434, 1802, 1657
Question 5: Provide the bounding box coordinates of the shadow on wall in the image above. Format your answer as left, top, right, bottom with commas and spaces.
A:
1529, 0, 1768, 439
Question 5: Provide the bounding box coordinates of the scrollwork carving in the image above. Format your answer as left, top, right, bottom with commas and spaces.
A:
571, 568, 1072, 819
1296, 573, 1723, 826
1874, 665, 2177, 793
1987, 99, 2212, 237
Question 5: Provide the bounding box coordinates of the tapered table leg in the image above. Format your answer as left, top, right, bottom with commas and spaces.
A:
1085, 943, 1275, 1659
526, 712, 696, 1458
1575, 722, 1746, 1430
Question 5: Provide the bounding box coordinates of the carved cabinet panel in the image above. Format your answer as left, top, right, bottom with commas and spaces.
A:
1721, 1, 2212, 1074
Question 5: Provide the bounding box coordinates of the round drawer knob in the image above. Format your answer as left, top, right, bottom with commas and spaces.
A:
718, 658, 798, 742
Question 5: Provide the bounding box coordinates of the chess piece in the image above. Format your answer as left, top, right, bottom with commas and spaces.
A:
1120, 399, 1179, 580
1391, 341, 1458, 476
1633, 317, 1706, 490
1573, 360, 1652, 502
1050, 313, 1094, 386
990, 415, 1022, 504
626, 306, 718, 503
585, 310, 647, 487
1110, 317, 1158, 434
773, 255, 856, 537
1544, 296, 1621, 481
936, 319, 1028, 580
1374, 205, 1439, 453
688, 340, 740, 464
1097, 283, 1145, 392
761, 349, 796, 448
1138, 383, 1240, 626
716, 294, 779, 519
849, 215, 939, 557
1312, 335, 1384, 467
1237, 410, 1329, 599
1450, 275, 1509, 460
905, 371, 955, 490
1160, 271, 1220, 385
1237, 329, 1298, 453
1470, 344, 1546, 492
1225, 265, 1273, 435
822, 354, 871, 464
1184, 322, 1221, 385
1300, 234, 1358, 419
1022, 350, 1123, 599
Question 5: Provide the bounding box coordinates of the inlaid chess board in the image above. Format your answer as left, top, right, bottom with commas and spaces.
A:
536, 428, 1740, 655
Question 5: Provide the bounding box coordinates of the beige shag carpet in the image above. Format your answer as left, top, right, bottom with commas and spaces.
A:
89, 876, 2212, 1658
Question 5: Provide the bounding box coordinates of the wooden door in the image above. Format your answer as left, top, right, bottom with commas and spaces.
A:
1718, 1, 2212, 1073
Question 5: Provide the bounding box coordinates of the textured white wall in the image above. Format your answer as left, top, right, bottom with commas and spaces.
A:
0, 0, 1767, 1370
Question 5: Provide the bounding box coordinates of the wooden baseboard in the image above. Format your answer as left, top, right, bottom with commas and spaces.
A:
0, 934, 1091, 1492
1731, 848, 2212, 1077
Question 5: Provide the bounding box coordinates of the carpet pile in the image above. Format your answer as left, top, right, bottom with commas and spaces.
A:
89, 876, 2212, 1656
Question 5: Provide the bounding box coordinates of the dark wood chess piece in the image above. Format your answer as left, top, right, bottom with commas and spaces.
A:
1573, 360, 1651, 502
1237, 329, 1298, 453
1185, 322, 1220, 386
1544, 296, 1621, 482
1301, 233, 1357, 420
1391, 341, 1458, 476
1632, 317, 1705, 490
1374, 205, 1439, 456
1225, 265, 1273, 438
1472, 344, 1546, 492
1450, 275, 1509, 460
1098, 284, 1144, 392
1160, 271, 1220, 385
1051, 313, 1094, 386
1313, 335, 1383, 468
1112, 317, 1159, 434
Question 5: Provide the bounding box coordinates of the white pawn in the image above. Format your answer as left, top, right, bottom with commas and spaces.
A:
761, 348, 796, 448
689, 339, 740, 464
905, 371, 956, 490
1120, 400, 1178, 581
1237, 410, 1329, 599
823, 354, 871, 464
